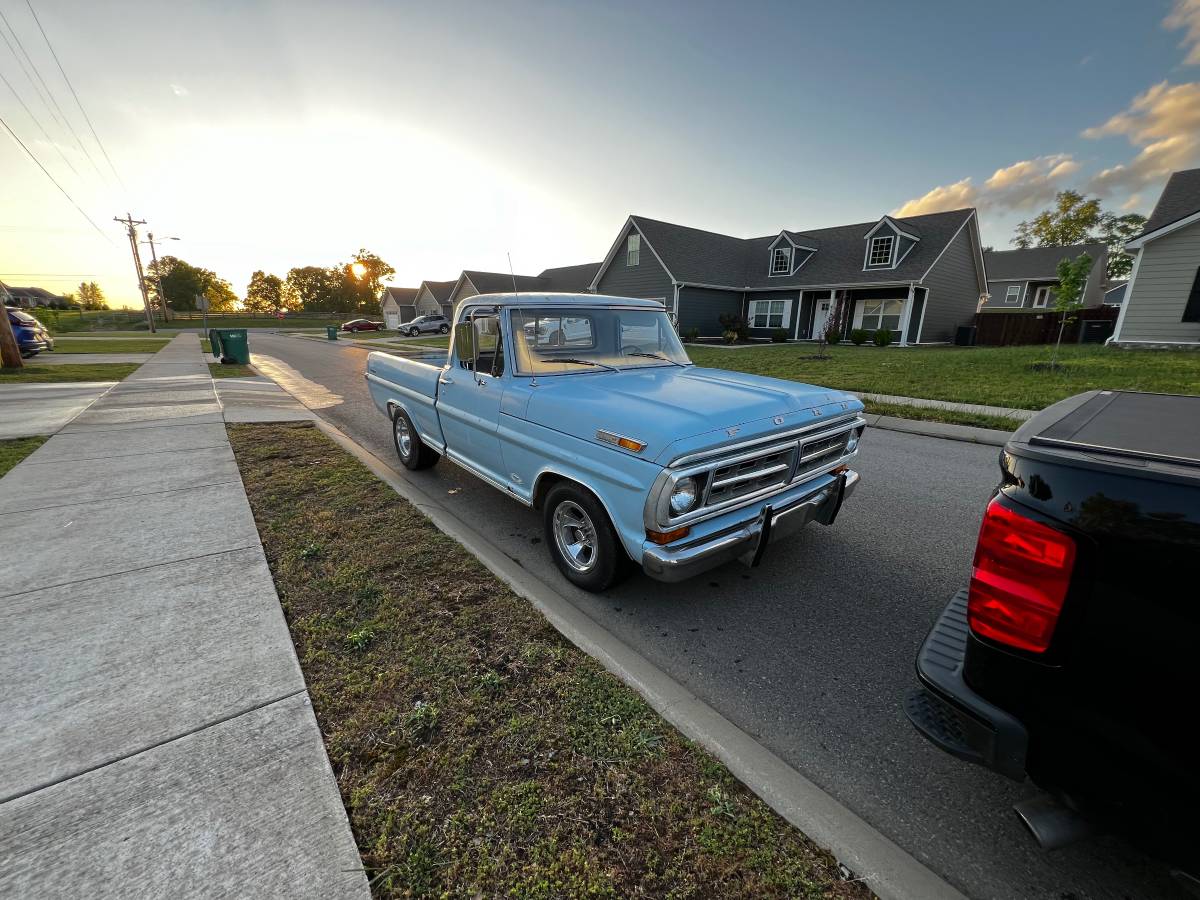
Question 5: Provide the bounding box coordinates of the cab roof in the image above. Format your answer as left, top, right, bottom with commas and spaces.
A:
461, 292, 665, 310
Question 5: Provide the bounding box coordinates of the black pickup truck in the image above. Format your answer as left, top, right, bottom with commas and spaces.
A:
905, 390, 1200, 882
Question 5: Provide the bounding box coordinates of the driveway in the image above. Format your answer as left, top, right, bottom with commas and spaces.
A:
245, 332, 1183, 900
0, 382, 115, 438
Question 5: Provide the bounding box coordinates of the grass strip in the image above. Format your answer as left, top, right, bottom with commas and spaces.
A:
52, 338, 170, 354
0, 436, 47, 477
862, 400, 1020, 432
209, 362, 256, 378
685, 343, 1200, 411
0, 363, 140, 383
228, 422, 868, 899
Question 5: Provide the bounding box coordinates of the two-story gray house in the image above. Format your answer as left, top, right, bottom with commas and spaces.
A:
447, 262, 600, 309
982, 243, 1108, 311
588, 209, 987, 343
1111, 167, 1200, 348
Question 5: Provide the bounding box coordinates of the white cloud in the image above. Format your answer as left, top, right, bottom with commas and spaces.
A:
892, 155, 1079, 217
1122, 193, 1143, 211
1165, 0, 1200, 65
1082, 81, 1200, 194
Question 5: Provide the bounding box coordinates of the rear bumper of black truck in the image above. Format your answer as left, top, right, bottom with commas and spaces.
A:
904, 589, 1030, 781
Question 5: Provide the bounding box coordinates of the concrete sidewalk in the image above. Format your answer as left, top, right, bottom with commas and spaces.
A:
0, 382, 117, 439
0, 334, 365, 898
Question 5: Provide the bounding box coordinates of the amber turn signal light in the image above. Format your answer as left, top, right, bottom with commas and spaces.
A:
646, 526, 690, 545
618, 437, 646, 452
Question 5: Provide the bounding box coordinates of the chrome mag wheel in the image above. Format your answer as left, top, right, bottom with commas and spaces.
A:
553, 500, 597, 572
394, 413, 413, 458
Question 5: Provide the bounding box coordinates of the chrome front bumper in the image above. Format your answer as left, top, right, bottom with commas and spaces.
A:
641, 469, 859, 583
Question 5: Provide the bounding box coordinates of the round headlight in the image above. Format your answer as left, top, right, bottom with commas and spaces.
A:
669, 476, 699, 515
847, 427, 864, 453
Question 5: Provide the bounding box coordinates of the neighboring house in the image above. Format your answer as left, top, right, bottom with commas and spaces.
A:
1103, 282, 1128, 306
447, 262, 601, 309
413, 279, 457, 317
588, 210, 987, 343
380, 286, 419, 329
982, 243, 1108, 311
1111, 167, 1200, 348
1, 284, 68, 308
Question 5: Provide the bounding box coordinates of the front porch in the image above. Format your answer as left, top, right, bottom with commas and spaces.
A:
791, 285, 926, 345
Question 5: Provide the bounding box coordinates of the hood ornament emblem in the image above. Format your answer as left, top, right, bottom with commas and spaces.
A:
773, 416, 785, 425
726, 427, 739, 437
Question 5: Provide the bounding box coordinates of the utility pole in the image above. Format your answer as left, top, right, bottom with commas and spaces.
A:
0, 281, 25, 369
114, 213, 156, 333
141, 232, 181, 324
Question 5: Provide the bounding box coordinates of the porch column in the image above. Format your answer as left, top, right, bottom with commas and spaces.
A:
900, 283, 914, 347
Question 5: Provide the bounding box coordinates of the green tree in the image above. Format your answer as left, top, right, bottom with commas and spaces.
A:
244, 271, 285, 314
146, 256, 238, 311
1012, 190, 1146, 280
284, 266, 339, 312
76, 281, 108, 310
1050, 252, 1092, 367
1098, 212, 1148, 279
351, 248, 394, 307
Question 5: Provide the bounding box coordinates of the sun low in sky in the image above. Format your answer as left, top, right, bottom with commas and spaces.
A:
3, 0, 1199, 307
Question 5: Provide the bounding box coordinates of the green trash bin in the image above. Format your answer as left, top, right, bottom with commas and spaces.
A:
208, 328, 223, 359
212, 328, 250, 364
326, 325, 338, 340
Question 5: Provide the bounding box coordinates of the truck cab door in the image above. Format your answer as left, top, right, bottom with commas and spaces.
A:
437, 311, 508, 485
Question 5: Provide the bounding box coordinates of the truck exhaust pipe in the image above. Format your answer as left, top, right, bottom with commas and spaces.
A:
1013, 796, 1095, 851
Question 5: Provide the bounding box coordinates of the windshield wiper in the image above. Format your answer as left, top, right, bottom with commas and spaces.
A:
623, 351, 686, 368
552, 357, 619, 373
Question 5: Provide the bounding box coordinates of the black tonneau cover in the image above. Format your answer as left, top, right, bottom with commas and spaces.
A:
1030, 391, 1200, 467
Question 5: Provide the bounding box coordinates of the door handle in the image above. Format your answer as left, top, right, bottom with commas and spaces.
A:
439, 376, 454, 385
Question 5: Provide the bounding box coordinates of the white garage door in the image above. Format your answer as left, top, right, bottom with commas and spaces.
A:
384, 311, 399, 329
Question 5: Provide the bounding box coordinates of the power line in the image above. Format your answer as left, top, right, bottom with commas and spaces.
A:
0, 114, 111, 243
0, 67, 80, 177
24, 0, 123, 190
0, 10, 62, 132
0, 6, 106, 185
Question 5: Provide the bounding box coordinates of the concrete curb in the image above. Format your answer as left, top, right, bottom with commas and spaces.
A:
306, 415, 966, 900
866, 413, 1012, 448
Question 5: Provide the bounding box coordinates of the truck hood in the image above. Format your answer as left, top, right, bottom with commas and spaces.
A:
521, 366, 862, 463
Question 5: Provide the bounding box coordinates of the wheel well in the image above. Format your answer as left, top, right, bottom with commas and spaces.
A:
531, 472, 567, 510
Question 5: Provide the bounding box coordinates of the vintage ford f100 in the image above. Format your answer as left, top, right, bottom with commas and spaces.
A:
366, 294, 865, 591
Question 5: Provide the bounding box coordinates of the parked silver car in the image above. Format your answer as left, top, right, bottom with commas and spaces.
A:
404, 314, 450, 336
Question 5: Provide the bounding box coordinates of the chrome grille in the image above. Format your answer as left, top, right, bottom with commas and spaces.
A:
705, 446, 794, 506
796, 431, 851, 480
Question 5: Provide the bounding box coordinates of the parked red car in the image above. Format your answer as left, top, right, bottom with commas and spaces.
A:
341, 318, 385, 333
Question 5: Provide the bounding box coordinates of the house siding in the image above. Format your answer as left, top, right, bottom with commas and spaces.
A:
918, 224, 982, 342
596, 225, 673, 298
744, 290, 801, 337
415, 288, 443, 316
1118, 221, 1200, 344
986, 280, 1027, 307
678, 286, 742, 336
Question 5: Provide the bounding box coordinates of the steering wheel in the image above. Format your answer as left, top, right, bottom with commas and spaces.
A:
620, 344, 651, 355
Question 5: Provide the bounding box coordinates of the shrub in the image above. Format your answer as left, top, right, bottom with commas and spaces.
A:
823, 322, 842, 345
873, 328, 894, 347
849, 328, 868, 346
722, 330, 738, 345
718, 313, 750, 342
683, 327, 700, 343
771, 328, 788, 343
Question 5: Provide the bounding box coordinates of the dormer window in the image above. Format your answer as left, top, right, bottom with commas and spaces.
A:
771, 246, 792, 275
868, 235, 894, 267
626, 233, 641, 266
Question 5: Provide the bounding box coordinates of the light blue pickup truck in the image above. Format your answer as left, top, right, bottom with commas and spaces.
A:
366, 294, 865, 592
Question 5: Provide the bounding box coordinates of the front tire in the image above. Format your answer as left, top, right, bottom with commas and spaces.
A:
409, 327, 420, 337
543, 483, 629, 592
438, 324, 450, 334
392, 408, 439, 470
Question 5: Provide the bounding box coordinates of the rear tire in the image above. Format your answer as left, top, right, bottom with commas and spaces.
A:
392, 408, 440, 470
543, 483, 630, 592
439, 324, 450, 334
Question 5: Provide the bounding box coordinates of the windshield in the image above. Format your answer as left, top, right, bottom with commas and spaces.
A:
510, 307, 691, 375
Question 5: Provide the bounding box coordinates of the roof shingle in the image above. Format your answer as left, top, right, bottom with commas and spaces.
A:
1139, 167, 1200, 236
983, 243, 1106, 281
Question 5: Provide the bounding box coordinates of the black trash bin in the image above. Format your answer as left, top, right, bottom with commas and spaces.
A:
1080, 320, 1115, 344
955, 325, 977, 347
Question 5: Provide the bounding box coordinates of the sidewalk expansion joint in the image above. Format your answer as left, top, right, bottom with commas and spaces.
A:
0, 688, 308, 806
15, 443, 232, 467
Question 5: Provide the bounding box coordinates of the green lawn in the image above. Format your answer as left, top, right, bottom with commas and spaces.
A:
390, 336, 451, 350
0, 436, 47, 477
53, 338, 170, 354
685, 343, 1200, 411
228, 422, 867, 900
0, 363, 140, 383
209, 362, 256, 378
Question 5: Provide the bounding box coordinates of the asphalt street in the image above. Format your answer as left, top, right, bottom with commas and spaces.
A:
249, 332, 1182, 900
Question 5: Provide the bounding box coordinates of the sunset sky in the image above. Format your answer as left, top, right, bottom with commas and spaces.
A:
3, 0, 1199, 308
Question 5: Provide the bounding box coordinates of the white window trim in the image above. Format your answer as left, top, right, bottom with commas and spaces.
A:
1004, 285, 1021, 305
748, 297, 793, 329
852, 297, 906, 335
626, 233, 641, 267
866, 235, 895, 269
770, 246, 792, 276
1032, 286, 1052, 308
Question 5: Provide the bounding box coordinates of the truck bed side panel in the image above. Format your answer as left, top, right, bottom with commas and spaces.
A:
365, 351, 447, 449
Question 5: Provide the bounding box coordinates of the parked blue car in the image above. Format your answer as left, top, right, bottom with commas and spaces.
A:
5, 308, 54, 358
366, 293, 865, 591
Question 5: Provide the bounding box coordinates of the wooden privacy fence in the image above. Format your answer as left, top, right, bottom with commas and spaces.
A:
975, 306, 1119, 346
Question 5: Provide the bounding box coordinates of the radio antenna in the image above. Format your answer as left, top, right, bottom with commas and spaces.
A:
507, 252, 518, 295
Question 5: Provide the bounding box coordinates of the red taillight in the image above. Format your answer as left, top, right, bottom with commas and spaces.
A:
967, 497, 1076, 653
